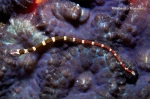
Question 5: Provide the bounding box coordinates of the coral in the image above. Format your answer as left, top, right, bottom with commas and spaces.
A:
0, 0, 149, 99
0, 0, 13, 14
51, 1, 81, 20
75, 71, 93, 91
51, 1, 90, 23
95, 0, 105, 5
37, 45, 129, 99
0, 14, 48, 98
0, 0, 40, 23
0, 0, 36, 15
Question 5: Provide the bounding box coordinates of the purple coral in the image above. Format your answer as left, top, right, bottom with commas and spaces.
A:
75, 71, 93, 91
0, 0, 149, 99
51, 1, 90, 23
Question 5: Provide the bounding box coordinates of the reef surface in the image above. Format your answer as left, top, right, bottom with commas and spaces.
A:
0, 0, 150, 99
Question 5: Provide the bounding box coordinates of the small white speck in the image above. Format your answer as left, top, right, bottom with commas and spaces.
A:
1, 66, 6, 71
125, 67, 128, 70
32, 47, 36, 51
120, 62, 123, 65
52, 37, 56, 42
91, 42, 94, 45
73, 38, 76, 42
82, 40, 85, 44
64, 36, 67, 41
131, 71, 135, 75
24, 49, 29, 53
101, 44, 104, 47
42, 41, 46, 46
109, 49, 112, 51
114, 53, 117, 56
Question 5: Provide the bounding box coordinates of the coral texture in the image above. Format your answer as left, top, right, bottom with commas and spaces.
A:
0, 0, 36, 15
0, 0, 149, 99
51, 1, 90, 23
0, 0, 38, 23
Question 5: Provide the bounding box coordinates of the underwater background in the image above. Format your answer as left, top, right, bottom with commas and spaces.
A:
0, 0, 150, 99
